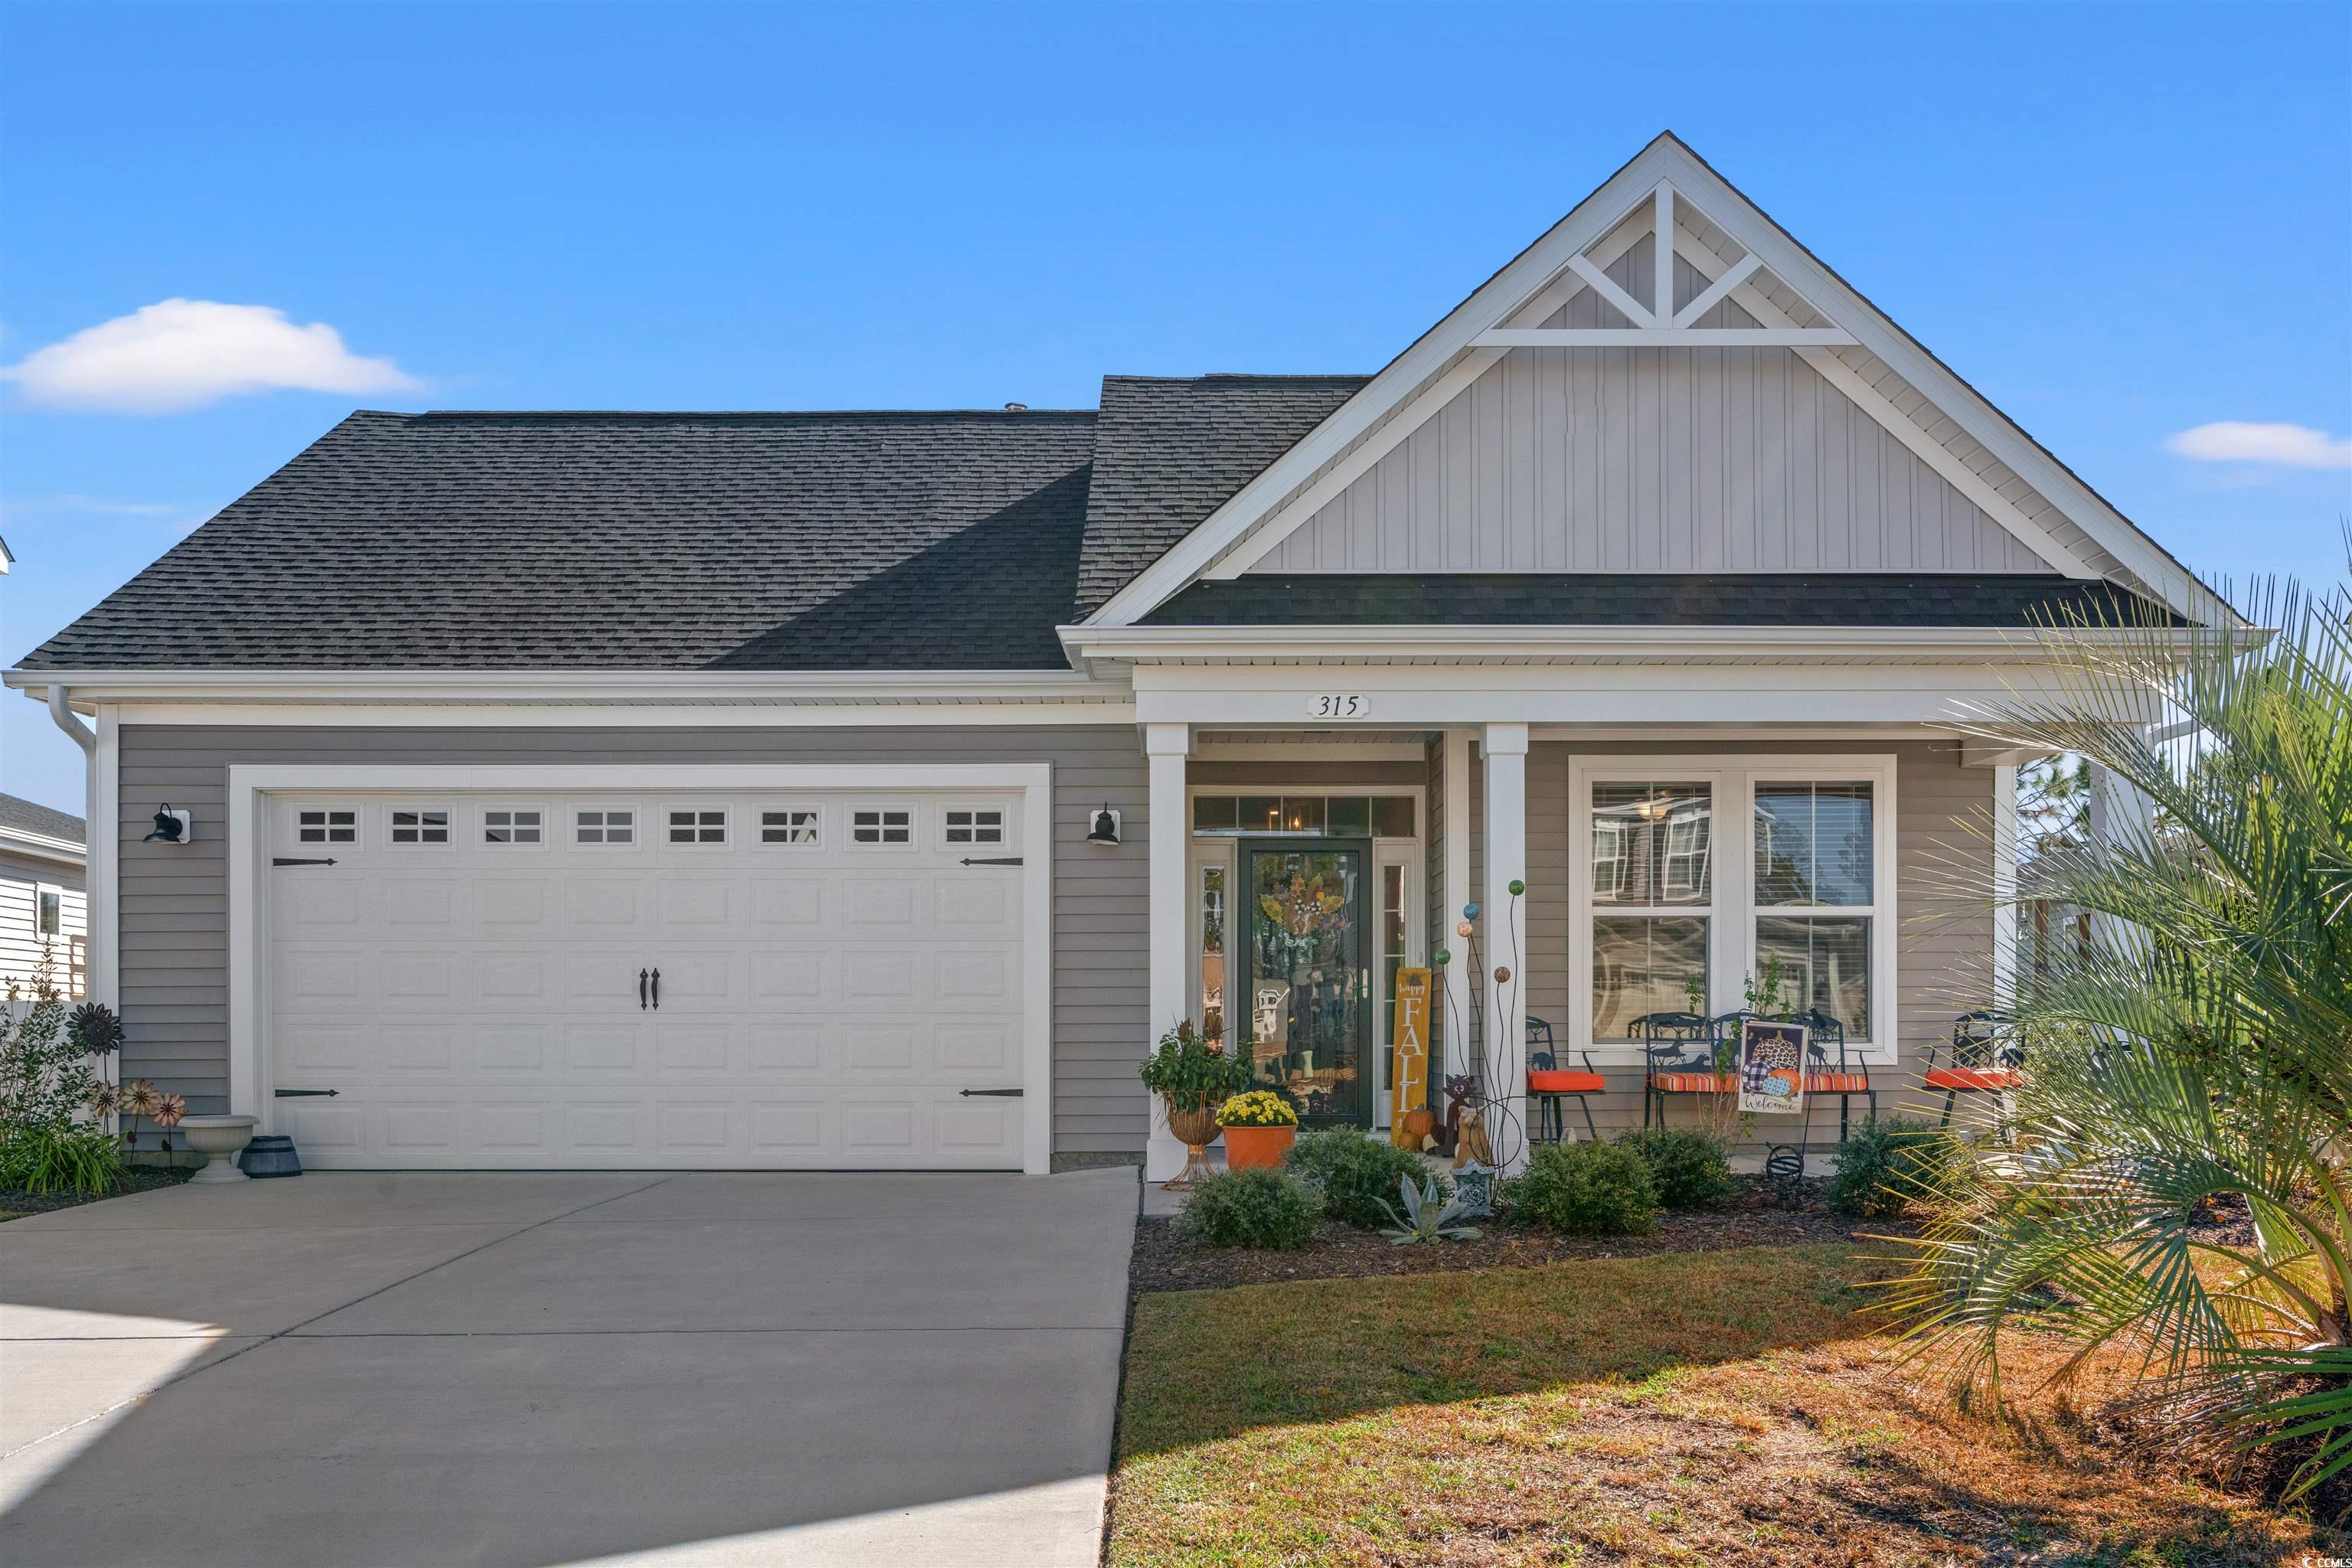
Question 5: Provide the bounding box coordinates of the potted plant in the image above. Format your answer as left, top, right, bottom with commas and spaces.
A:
1215, 1089, 1298, 1168
1137, 1020, 1253, 1190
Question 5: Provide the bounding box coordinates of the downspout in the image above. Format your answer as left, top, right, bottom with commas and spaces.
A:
47, 682, 94, 753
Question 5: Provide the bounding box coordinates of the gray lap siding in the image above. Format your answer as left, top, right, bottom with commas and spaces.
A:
113, 724, 1150, 1155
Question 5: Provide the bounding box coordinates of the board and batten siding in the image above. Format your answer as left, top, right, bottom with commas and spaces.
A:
1, 848, 86, 998
1469, 737, 1994, 1151
1256, 232, 2050, 578
113, 724, 1148, 1158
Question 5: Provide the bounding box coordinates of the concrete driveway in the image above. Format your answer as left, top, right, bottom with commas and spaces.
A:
0, 1167, 1136, 1567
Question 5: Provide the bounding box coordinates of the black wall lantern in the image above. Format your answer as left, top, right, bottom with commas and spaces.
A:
1086, 805, 1122, 845
144, 805, 193, 844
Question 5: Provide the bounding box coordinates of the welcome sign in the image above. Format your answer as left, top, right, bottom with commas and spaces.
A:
1737, 1019, 1808, 1116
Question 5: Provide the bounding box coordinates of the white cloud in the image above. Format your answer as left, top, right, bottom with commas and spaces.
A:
0, 299, 423, 413
2164, 421, 2352, 471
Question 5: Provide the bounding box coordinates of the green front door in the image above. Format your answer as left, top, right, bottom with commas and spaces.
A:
1240, 839, 1371, 1127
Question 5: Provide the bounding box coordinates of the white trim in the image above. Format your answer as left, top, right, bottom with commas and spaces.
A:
1144, 724, 1191, 1181
1185, 837, 1238, 1060
93, 707, 118, 1011
1470, 328, 1858, 348
1440, 728, 1472, 1080
1482, 723, 1530, 1174
1191, 740, 1429, 761
1084, 136, 2222, 629
0, 827, 84, 867
1992, 762, 2019, 1010
1204, 348, 1507, 580
1565, 252, 1658, 328
225, 762, 1057, 1175
1671, 253, 1763, 328
1566, 753, 1900, 1067
97, 702, 1139, 730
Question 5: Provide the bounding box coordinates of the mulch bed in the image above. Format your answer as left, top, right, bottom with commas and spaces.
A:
1134, 1178, 1915, 1295
0, 1164, 194, 1219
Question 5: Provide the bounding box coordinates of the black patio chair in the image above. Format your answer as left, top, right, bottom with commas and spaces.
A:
1525, 1016, 1602, 1143
1635, 1011, 1717, 1129
1923, 1010, 2024, 1129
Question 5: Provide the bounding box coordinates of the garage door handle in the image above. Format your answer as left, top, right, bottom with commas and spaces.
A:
651, 968, 661, 1009
639, 969, 649, 1010
959, 1087, 1023, 1097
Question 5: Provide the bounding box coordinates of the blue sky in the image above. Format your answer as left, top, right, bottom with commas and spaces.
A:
3, 1, 2347, 814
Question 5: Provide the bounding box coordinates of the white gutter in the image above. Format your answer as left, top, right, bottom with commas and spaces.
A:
5, 668, 1134, 707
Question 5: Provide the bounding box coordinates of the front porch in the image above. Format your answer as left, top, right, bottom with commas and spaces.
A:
1121, 714, 2017, 1184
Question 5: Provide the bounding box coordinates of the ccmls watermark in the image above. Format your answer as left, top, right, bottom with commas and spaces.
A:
2299, 1556, 2352, 1567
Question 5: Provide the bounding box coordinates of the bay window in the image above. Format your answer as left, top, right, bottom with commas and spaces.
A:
1573, 758, 1896, 1059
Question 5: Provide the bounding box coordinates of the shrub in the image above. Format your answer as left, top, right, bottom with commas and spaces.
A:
1175, 1167, 1321, 1250
1283, 1127, 1442, 1228
1136, 1019, 1254, 1112
1615, 1127, 1738, 1209
1505, 1140, 1658, 1236
1827, 1116, 1947, 1217
1, 1124, 125, 1196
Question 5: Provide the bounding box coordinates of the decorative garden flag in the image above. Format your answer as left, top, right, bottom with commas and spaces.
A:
1738, 1019, 1808, 1115
1390, 966, 1431, 1148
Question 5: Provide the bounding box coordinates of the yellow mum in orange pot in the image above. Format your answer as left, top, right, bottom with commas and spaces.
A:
1215, 1090, 1299, 1169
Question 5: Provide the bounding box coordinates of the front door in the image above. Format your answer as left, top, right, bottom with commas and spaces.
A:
1240, 839, 1370, 1127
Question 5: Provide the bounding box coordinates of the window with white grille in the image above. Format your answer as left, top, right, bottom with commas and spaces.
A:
943, 808, 1004, 845
668, 808, 727, 844
296, 808, 358, 844
851, 808, 911, 845
575, 809, 635, 845
484, 808, 542, 845
761, 809, 820, 845
389, 808, 452, 845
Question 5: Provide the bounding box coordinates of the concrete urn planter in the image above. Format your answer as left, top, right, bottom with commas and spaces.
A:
178, 1116, 259, 1184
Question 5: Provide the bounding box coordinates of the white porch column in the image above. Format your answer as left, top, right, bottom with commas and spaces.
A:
1481, 723, 1530, 1174
1144, 721, 1191, 1182
1440, 730, 1472, 1076
1991, 762, 2018, 1010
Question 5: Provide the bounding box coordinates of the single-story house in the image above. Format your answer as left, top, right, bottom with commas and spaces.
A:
6, 134, 2219, 1179
0, 792, 88, 1002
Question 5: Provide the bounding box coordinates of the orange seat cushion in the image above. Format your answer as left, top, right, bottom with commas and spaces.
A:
1805, 1072, 1872, 1093
1651, 1071, 1736, 1094
1527, 1070, 1606, 1093
1925, 1067, 2024, 1091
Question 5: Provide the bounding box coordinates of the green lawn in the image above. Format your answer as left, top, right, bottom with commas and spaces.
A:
1109, 1243, 2328, 1566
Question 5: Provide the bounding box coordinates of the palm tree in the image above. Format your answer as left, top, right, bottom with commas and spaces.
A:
1882, 562, 2351, 1507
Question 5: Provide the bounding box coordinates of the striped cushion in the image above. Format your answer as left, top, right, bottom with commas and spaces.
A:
1805, 1072, 1872, 1093
1527, 1070, 1606, 1093
1925, 1067, 2024, 1092
1651, 1071, 1736, 1093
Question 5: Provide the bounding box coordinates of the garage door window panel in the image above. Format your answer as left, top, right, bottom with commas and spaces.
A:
942, 808, 1004, 846
575, 808, 636, 846
389, 808, 453, 846
668, 809, 728, 845
761, 809, 821, 846
483, 808, 544, 846
294, 807, 359, 845
851, 808, 913, 846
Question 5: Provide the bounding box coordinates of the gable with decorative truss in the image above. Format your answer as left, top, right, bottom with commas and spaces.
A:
1085, 136, 2225, 628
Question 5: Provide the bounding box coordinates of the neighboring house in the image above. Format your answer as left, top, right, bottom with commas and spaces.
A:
4, 135, 2220, 1178
0, 793, 88, 1001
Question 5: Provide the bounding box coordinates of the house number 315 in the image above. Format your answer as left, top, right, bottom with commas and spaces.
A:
1309, 694, 1369, 719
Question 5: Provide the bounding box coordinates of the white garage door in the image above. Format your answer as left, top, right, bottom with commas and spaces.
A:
263, 789, 1031, 1169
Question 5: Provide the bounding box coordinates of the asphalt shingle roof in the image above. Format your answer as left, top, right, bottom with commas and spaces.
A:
0, 792, 86, 844
18, 410, 1100, 671
1073, 375, 1367, 619
1144, 574, 2185, 627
